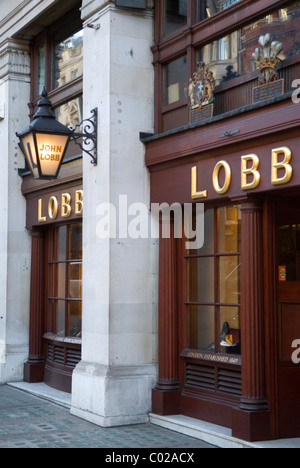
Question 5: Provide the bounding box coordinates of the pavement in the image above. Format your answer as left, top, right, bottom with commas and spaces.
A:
0, 384, 215, 449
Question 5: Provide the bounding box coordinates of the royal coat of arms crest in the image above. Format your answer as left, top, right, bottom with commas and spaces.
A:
189, 62, 215, 109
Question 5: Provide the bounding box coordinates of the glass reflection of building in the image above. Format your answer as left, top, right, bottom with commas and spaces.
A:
199, 3, 300, 85
54, 31, 83, 128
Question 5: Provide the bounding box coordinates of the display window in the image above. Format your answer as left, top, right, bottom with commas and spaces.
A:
185, 206, 241, 354
47, 223, 82, 338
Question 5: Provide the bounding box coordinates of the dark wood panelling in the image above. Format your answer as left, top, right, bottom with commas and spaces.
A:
44, 335, 81, 393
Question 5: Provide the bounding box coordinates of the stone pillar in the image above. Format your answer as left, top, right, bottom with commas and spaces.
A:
24, 230, 45, 382
0, 38, 31, 383
152, 218, 181, 414
71, 1, 157, 426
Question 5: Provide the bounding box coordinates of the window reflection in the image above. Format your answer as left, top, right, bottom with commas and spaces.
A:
197, 0, 241, 22
163, 55, 187, 105
55, 96, 83, 129
198, 2, 300, 85
53, 29, 83, 90
37, 44, 46, 96
164, 0, 187, 36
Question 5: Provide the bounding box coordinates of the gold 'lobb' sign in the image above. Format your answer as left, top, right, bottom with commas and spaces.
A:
38, 190, 83, 223
191, 147, 292, 199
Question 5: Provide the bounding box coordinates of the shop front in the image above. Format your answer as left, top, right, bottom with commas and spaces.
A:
22, 164, 83, 393
144, 95, 300, 441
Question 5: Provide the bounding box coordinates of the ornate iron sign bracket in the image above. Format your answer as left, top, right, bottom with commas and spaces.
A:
71, 108, 98, 166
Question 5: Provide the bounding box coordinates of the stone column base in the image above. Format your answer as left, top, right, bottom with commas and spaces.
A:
70, 361, 157, 427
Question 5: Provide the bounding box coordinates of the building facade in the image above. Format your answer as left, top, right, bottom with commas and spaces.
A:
143, 0, 300, 442
1, 0, 300, 444
0, 0, 157, 427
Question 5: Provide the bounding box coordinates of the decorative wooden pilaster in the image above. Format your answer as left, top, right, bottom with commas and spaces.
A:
152, 217, 181, 415
239, 199, 268, 412
24, 230, 45, 382
232, 198, 271, 442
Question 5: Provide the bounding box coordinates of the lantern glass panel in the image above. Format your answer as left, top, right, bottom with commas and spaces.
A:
35, 133, 69, 178
20, 132, 39, 179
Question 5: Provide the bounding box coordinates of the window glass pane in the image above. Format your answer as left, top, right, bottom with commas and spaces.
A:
197, 0, 242, 21
278, 225, 290, 253
68, 301, 82, 338
164, 0, 187, 36
68, 262, 82, 299
217, 206, 241, 253
163, 56, 187, 105
219, 256, 240, 304
187, 305, 215, 350
187, 257, 214, 303
57, 263, 66, 298
219, 306, 241, 354
197, 2, 300, 85
278, 224, 300, 281
58, 226, 67, 261
53, 29, 83, 90
57, 300, 65, 336
187, 208, 214, 256
69, 223, 83, 260
54, 95, 83, 129
37, 44, 46, 95
49, 264, 56, 297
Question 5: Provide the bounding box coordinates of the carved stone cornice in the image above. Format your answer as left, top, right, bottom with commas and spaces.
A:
0, 38, 30, 81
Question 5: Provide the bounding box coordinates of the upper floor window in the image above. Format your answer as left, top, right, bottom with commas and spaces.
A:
198, 3, 300, 86
32, 8, 83, 129
164, 0, 187, 36
53, 30, 83, 91
163, 0, 243, 37
155, 0, 300, 133
163, 55, 187, 105
197, 0, 241, 22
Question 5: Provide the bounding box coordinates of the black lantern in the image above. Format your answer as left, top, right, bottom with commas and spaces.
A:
17, 88, 98, 180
